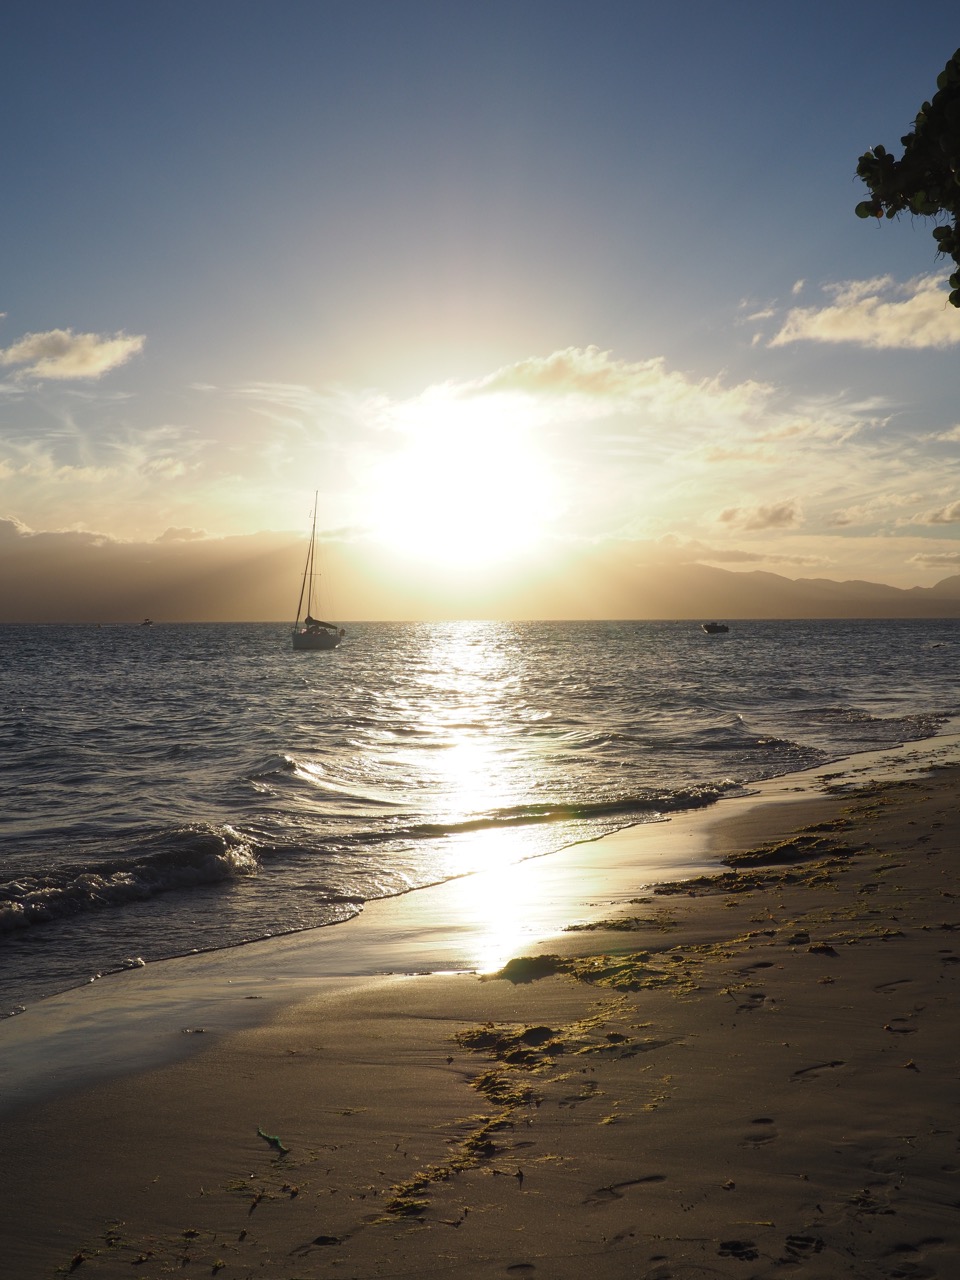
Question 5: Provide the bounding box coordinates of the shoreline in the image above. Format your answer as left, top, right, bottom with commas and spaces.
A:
0, 732, 957, 1280
2, 735, 959, 1275
2, 730, 959, 1121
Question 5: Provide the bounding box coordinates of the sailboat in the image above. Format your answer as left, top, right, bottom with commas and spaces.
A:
292, 493, 343, 651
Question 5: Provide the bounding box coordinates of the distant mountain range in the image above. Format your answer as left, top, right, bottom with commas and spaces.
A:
620, 564, 960, 620
4, 522, 960, 621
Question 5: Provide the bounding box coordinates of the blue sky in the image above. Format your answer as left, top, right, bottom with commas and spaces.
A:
2, 2, 960, 619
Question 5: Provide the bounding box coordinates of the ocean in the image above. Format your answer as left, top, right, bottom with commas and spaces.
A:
2, 618, 957, 1016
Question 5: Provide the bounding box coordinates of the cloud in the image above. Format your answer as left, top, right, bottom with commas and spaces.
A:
717, 499, 803, 531
0, 515, 32, 540
0, 515, 112, 547
653, 534, 826, 568
653, 534, 765, 564
140, 456, 190, 479
155, 527, 208, 542
769, 275, 960, 350
0, 446, 120, 485
0, 328, 145, 379
478, 345, 654, 397
912, 499, 960, 525
474, 345, 771, 420
701, 444, 772, 463
908, 551, 960, 568
827, 492, 923, 527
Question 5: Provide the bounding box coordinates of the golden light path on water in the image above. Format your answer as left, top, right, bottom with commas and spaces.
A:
409, 621, 566, 973
446, 852, 559, 975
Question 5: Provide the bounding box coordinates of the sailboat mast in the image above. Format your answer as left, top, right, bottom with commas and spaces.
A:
307, 497, 317, 616
294, 492, 319, 624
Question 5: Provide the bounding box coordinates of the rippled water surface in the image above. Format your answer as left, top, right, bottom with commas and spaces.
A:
2, 618, 958, 1010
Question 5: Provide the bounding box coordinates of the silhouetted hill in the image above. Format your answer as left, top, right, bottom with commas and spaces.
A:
621, 564, 960, 619
3, 519, 960, 621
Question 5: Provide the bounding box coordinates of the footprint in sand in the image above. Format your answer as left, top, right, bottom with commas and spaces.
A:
784, 1233, 824, 1257
883, 1017, 918, 1034
718, 1239, 759, 1260
735, 989, 769, 1012
877, 1236, 945, 1278
874, 978, 913, 993
558, 1080, 600, 1107
742, 1117, 778, 1145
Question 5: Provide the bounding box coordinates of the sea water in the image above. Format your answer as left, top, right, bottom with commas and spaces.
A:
1, 619, 957, 1013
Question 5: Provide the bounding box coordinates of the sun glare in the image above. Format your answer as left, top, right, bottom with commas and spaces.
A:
364, 392, 556, 568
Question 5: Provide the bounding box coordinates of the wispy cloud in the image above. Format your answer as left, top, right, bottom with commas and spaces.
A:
717, 499, 804, 531
769, 275, 960, 350
827, 492, 923, 527
911, 499, 960, 525
474, 346, 772, 424
654, 534, 829, 568
0, 328, 145, 379
908, 550, 960, 568
929, 424, 960, 442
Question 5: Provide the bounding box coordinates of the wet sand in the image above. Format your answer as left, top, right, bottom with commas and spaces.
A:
1, 739, 959, 1277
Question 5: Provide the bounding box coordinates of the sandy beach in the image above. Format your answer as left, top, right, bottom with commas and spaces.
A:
2, 740, 959, 1278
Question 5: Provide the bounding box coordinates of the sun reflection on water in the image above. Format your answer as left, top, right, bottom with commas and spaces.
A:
396, 622, 566, 971
445, 851, 559, 974
399, 621, 530, 836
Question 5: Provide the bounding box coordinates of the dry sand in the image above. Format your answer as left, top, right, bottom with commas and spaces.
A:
2, 757, 959, 1278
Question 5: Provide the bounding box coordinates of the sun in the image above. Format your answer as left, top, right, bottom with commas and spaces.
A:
363, 390, 557, 568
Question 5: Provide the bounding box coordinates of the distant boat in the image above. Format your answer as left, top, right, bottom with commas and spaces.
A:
701, 621, 729, 634
140, 618, 154, 626
292, 493, 343, 651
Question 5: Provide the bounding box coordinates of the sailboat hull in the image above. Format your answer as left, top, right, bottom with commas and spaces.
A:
292, 628, 341, 651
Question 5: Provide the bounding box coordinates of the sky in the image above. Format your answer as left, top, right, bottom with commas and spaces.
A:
2, 0, 960, 621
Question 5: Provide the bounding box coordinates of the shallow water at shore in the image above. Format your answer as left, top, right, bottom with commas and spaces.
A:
2, 618, 958, 1011
2, 729, 958, 1119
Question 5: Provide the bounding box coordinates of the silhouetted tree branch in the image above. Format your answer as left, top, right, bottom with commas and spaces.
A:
856, 48, 960, 305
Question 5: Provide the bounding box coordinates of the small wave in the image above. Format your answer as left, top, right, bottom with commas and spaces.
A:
248, 753, 397, 809
358, 784, 738, 844
559, 729, 642, 750
0, 745, 85, 773
0, 825, 259, 935
802, 705, 947, 744
250, 753, 301, 778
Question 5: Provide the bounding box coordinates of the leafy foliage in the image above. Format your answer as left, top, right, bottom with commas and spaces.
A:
855, 48, 960, 305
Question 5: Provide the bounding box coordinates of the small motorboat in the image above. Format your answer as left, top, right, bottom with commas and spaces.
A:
701, 621, 729, 634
